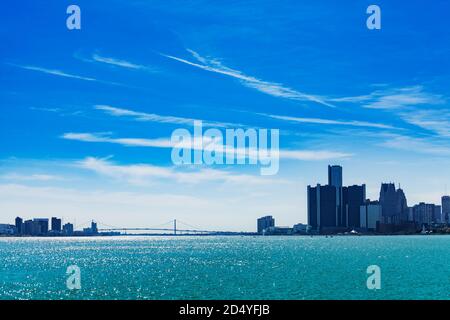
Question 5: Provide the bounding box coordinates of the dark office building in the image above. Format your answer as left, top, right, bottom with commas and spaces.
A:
15, 217, 23, 234
308, 166, 366, 233
257, 216, 275, 234
24, 220, 32, 235
379, 183, 408, 224
342, 185, 366, 228
24, 219, 41, 236
412, 202, 435, 226
397, 188, 408, 221
63, 223, 74, 235
307, 184, 339, 231
51, 217, 62, 232
91, 221, 98, 234
379, 183, 397, 220
34, 218, 49, 235
442, 196, 450, 223
328, 165, 342, 188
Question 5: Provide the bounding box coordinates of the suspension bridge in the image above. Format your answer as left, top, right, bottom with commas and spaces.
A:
75, 219, 245, 236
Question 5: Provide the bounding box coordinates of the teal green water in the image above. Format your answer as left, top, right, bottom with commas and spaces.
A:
0, 236, 449, 300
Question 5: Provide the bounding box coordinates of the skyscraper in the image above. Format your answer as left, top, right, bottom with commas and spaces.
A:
343, 184, 366, 228
307, 166, 365, 232
442, 196, 450, 223
307, 184, 338, 231
396, 188, 409, 222
328, 165, 343, 226
379, 183, 408, 224
328, 165, 342, 188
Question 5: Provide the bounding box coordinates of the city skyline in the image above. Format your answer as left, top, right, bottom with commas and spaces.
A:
2, 164, 448, 234
1, 1, 450, 231
307, 165, 449, 235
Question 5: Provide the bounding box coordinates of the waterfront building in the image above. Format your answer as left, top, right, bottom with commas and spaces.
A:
91, 221, 98, 234
308, 166, 366, 232
293, 223, 308, 234
433, 205, 442, 223
83, 221, 99, 235
412, 203, 435, 226
23, 220, 32, 235
407, 207, 414, 222
257, 216, 275, 234
33, 218, 49, 235
265, 226, 293, 235
307, 184, 338, 231
379, 183, 408, 224
15, 217, 23, 235
21, 218, 50, 236
360, 200, 382, 231
51, 217, 62, 232
24, 220, 41, 236
0, 224, 15, 235
62, 223, 74, 235
442, 196, 450, 223
343, 184, 366, 229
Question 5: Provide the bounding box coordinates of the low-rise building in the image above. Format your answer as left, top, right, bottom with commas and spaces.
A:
24, 220, 41, 236
293, 223, 309, 234
0, 224, 15, 235
33, 218, 49, 235
62, 223, 74, 235
265, 226, 293, 235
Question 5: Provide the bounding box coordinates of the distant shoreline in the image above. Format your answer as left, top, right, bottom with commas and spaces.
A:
1, 233, 450, 238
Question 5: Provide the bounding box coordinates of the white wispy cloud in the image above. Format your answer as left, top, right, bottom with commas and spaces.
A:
12, 64, 123, 86
77, 157, 278, 185
280, 150, 352, 161
0, 173, 63, 182
332, 86, 444, 109
29, 107, 62, 113
62, 132, 174, 148
161, 49, 334, 107
91, 53, 155, 72
17, 65, 98, 81
261, 113, 396, 129
380, 134, 450, 156
62, 132, 351, 161
94, 105, 237, 128
400, 109, 450, 138
330, 94, 374, 103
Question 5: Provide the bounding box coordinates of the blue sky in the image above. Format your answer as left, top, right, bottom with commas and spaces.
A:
1, 0, 450, 231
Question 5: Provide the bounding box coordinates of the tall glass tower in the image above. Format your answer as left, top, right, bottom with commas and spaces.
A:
328, 165, 342, 188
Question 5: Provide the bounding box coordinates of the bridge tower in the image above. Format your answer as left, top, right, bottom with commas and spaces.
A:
174, 219, 177, 235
